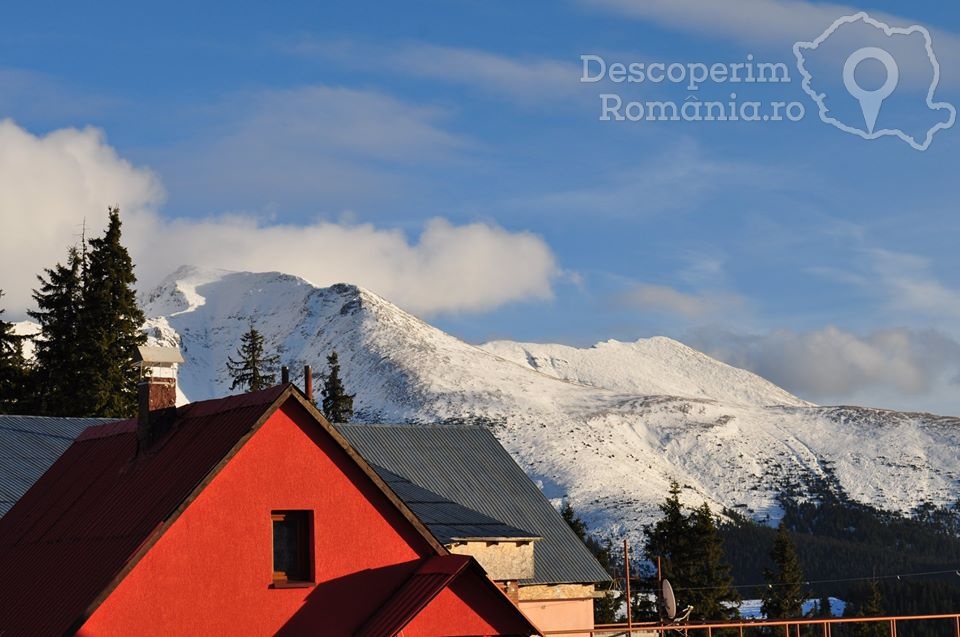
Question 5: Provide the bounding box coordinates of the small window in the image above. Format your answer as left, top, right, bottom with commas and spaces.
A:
272, 510, 313, 586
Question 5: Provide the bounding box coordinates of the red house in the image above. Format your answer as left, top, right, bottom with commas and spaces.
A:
0, 377, 540, 636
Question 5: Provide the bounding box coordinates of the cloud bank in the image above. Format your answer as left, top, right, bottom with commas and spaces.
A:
691, 325, 960, 403
616, 283, 745, 318
0, 120, 557, 318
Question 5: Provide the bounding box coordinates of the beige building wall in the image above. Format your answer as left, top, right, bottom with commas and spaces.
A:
447, 539, 536, 581
518, 597, 594, 637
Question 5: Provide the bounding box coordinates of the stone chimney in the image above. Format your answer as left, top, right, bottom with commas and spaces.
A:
133, 346, 184, 450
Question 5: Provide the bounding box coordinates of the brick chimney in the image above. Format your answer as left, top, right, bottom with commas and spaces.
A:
133, 346, 184, 450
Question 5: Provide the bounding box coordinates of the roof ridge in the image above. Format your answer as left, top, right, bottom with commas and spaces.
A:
338, 423, 489, 430
0, 425, 86, 440
76, 385, 294, 441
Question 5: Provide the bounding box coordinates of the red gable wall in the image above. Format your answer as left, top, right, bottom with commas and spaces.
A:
405, 574, 539, 637
78, 402, 437, 636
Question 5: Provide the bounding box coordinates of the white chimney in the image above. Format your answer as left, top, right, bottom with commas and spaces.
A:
133, 345, 184, 449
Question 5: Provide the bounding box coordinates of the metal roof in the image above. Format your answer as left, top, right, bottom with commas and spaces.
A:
340, 424, 612, 585
373, 465, 540, 543
0, 415, 113, 517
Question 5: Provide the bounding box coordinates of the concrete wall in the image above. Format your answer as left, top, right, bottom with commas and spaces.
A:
519, 582, 596, 601
448, 539, 536, 581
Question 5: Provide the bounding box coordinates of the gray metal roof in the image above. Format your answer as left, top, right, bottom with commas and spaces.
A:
372, 465, 540, 544
340, 424, 612, 585
0, 415, 113, 517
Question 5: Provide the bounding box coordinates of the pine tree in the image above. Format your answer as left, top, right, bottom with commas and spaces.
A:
0, 290, 28, 413
81, 207, 146, 417
226, 325, 278, 392
320, 351, 354, 422
761, 522, 806, 619
29, 248, 91, 415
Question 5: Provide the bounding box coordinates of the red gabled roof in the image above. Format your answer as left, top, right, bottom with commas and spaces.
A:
0, 385, 446, 636
356, 555, 541, 637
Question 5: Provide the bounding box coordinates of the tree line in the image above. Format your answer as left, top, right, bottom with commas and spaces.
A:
566, 480, 960, 635
564, 480, 896, 626
0, 207, 354, 422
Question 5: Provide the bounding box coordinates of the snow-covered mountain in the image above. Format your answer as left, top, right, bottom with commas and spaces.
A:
137, 266, 960, 537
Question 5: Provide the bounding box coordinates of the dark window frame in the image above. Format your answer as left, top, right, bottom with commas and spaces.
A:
271, 510, 314, 587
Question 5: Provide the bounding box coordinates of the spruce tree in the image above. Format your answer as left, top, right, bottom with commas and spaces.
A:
851, 581, 885, 637
81, 207, 146, 417
687, 502, 740, 620
320, 351, 354, 422
817, 593, 833, 618
644, 482, 740, 621
0, 290, 28, 413
643, 481, 690, 591
761, 522, 806, 619
29, 248, 91, 415
226, 325, 278, 392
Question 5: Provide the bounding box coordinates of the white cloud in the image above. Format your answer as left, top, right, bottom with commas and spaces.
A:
154, 85, 470, 212
810, 248, 960, 323
141, 215, 557, 315
288, 38, 580, 103
517, 138, 783, 218
579, 0, 960, 86
580, 0, 854, 46
692, 325, 960, 404
868, 249, 960, 319
617, 283, 745, 318
386, 43, 580, 103
0, 119, 164, 316
0, 120, 558, 319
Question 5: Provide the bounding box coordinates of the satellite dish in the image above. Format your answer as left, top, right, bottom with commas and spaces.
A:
661, 578, 677, 620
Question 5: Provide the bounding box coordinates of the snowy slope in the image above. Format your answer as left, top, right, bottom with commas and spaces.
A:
56, 266, 960, 539
481, 338, 809, 407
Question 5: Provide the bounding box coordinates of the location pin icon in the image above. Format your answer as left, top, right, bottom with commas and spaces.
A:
843, 47, 899, 134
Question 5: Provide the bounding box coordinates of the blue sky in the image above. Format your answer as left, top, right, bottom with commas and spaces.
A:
2, 0, 960, 414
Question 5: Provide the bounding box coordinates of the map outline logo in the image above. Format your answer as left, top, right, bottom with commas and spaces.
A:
794, 12, 956, 151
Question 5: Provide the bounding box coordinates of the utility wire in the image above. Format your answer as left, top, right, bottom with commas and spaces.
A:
611, 568, 960, 592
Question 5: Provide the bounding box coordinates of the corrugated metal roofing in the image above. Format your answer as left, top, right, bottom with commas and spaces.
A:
374, 465, 539, 543
0, 415, 113, 517
340, 424, 612, 585
0, 385, 289, 636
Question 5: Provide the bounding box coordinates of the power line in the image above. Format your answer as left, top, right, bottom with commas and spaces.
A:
612, 568, 960, 593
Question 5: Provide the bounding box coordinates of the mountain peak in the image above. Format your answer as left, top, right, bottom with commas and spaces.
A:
134, 266, 958, 539
481, 335, 809, 407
